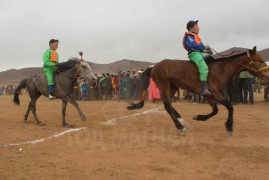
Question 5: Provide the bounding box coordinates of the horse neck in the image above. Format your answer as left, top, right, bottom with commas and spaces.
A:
56, 65, 80, 86
217, 55, 250, 80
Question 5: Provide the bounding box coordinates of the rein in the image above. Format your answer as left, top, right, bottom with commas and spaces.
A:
210, 48, 238, 57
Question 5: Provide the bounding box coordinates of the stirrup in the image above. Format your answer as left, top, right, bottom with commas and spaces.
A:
49, 94, 56, 100
201, 90, 211, 96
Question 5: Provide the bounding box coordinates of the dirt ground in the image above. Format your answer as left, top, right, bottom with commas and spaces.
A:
0, 92, 268, 180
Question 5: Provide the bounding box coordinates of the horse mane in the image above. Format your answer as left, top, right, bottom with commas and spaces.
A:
55, 58, 80, 73
205, 48, 249, 64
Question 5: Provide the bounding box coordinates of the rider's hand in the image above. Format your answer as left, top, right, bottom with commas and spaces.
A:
205, 45, 210, 50
203, 49, 213, 55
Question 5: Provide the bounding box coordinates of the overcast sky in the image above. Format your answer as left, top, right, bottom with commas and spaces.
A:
0, 0, 269, 71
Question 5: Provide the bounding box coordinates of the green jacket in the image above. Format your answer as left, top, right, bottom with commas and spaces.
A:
43, 49, 59, 68
239, 71, 252, 78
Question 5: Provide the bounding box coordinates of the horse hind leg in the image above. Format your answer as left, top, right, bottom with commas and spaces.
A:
193, 97, 219, 121
23, 101, 32, 122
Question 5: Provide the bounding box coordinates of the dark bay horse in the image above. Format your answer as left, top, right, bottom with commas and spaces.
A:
13, 58, 96, 127
128, 47, 269, 134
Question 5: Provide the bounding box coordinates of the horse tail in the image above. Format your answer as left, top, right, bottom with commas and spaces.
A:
13, 79, 27, 105
127, 67, 153, 110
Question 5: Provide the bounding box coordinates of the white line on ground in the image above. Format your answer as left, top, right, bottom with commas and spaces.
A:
2, 127, 87, 147
2, 106, 166, 147
103, 107, 162, 125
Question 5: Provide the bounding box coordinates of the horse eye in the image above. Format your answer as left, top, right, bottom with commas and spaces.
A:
82, 66, 87, 69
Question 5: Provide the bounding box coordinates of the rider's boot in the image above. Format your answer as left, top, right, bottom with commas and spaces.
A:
48, 85, 56, 100
201, 81, 211, 96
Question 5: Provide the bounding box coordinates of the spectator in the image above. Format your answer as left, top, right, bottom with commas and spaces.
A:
183, 90, 192, 101
88, 79, 96, 100
73, 80, 79, 100
262, 81, 269, 101
119, 72, 130, 100
81, 79, 89, 100
254, 77, 262, 93
193, 94, 200, 104
239, 71, 254, 104
148, 77, 160, 102
112, 75, 118, 99
105, 73, 113, 100
227, 73, 241, 104
98, 74, 106, 100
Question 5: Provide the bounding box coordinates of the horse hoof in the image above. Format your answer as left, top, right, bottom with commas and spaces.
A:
68, 124, 75, 128
193, 116, 198, 120
38, 122, 45, 126
81, 116, 87, 121
180, 127, 186, 132
227, 131, 233, 136
63, 123, 75, 128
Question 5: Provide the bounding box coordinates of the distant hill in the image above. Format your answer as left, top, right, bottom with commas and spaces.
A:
88, 59, 154, 74
0, 59, 154, 85
0, 67, 42, 86
1, 48, 268, 86
258, 48, 269, 62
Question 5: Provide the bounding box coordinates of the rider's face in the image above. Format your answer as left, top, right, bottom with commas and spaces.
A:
50, 42, 58, 50
190, 24, 199, 34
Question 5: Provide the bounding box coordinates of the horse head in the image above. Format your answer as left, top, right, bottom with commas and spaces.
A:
246, 46, 269, 82
77, 59, 97, 81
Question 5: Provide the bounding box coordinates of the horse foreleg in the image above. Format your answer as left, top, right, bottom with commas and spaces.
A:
214, 93, 234, 134
193, 97, 219, 121
69, 98, 86, 121
62, 100, 68, 126
219, 99, 234, 134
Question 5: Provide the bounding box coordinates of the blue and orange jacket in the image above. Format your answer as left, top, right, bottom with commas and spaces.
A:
182, 32, 206, 54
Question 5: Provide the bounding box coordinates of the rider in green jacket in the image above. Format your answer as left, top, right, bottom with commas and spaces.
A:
43, 39, 59, 100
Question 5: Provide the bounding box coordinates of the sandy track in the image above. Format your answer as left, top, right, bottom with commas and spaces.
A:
0, 94, 268, 179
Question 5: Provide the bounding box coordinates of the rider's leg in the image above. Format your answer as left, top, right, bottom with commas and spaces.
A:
44, 68, 56, 100
189, 52, 211, 96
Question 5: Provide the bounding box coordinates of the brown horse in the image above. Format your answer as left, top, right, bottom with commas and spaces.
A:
128, 47, 269, 134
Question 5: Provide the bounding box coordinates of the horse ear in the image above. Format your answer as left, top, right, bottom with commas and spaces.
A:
250, 46, 257, 55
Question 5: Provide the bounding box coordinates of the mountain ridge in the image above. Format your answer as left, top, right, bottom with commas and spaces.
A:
0, 59, 154, 85
1, 48, 268, 86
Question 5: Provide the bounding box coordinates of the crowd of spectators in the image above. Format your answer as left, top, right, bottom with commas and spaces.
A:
72, 69, 269, 104
0, 85, 17, 96
1, 70, 269, 104
73, 69, 144, 101
190, 71, 269, 104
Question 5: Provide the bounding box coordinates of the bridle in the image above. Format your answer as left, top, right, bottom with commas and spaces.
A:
246, 51, 269, 72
